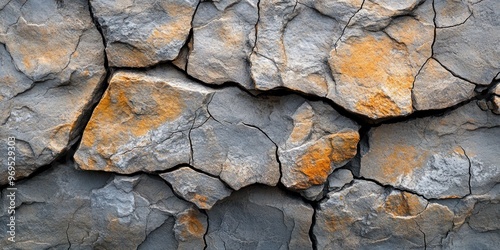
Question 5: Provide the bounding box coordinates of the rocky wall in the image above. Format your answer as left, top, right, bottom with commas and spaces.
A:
1, 0, 499, 249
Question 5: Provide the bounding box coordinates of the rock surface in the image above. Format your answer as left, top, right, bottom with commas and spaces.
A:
75, 65, 360, 192
2, 0, 500, 249
0, 0, 106, 185
360, 102, 500, 199
0, 162, 207, 249
90, 0, 199, 67
206, 185, 314, 249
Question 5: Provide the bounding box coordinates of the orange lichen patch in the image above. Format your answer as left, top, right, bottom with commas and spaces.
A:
295, 139, 333, 189
379, 145, 429, 183
330, 131, 360, 164
80, 72, 185, 160
216, 22, 245, 48
306, 74, 328, 94
384, 192, 426, 217
332, 35, 413, 90
355, 92, 403, 118
324, 212, 355, 233
177, 210, 205, 238
288, 104, 314, 144
107, 44, 152, 67
192, 194, 209, 209
147, 4, 193, 47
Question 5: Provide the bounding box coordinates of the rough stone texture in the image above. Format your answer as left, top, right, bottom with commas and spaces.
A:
413, 58, 476, 110
0, 162, 207, 249
187, 0, 258, 89
360, 102, 500, 199
434, 0, 500, 85
206, 185, 314, 249
328, 0, 434, 119
0, 0, 106, 185
90, 0, 199, 67
75, 65, 360, 192
2, 0, 500, 248
161, 167, 232, 209
315, 180, 450, 249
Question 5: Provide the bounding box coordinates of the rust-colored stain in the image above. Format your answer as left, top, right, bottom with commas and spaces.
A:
330, 131, 360, 164
296, 139, 333, 189
331, 35, 415, 118
217, 22, 245, 48
107, 44, 152, 67
147, 4, 193, 47
177, 210, 205, 238
192, 194, 209, 209
384, 191, 425, 217
324, 211, 354, 233
379, 145, 429, 183
289, 105, 314, 144
306, 74, 328, 94
355, 92, 403, 118
295, 131, 359, 189
80, 72, 185, 169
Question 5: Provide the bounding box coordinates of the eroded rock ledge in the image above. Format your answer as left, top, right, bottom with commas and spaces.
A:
1, 0, 499, 249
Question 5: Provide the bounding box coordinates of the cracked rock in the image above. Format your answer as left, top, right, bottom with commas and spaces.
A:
0, 0, 106, 185
160, 167, 233, 210
75, 65, 360, 197
90, 0, 199, 67
314, 180, 455, 249
206, 185, 314, 249
187, 0, 258, 89
360, 101, 500, 199
0, 162, 207, 249
434, 0, 500, 85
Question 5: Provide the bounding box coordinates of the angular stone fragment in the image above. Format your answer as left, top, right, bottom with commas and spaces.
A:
250, 0, 345, 96
434, 0, 472, 28
328, 169, 353, 191
0, 163, 207, 249
314, 180, 454, 249
360, 102, 500, 198
90, 0, 199, 67
0, 0, 106, 184
188, 0, 258, 89
413, 59, 476, 110
328, 0, 434, 119
434, 0, 500, 85
75, 66, 213, 173
206, 185, 314, 249
76, 66, 360, 197
161, 167, 233, 209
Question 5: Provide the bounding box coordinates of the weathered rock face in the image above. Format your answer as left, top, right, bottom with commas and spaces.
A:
0, 162, 207, 249
360, 102, 500, 199
75, 65, 360, 194
0, 0, 106, 184
206, 185, 314, 249
2, 0, 500, 249
90, 0, 199, 67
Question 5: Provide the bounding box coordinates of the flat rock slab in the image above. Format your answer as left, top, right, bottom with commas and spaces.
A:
90, 0, 199, 67
0, 0, 106, 185
360, 102, 500, 199
314, 180, 455, 249
206, 185, 314, 249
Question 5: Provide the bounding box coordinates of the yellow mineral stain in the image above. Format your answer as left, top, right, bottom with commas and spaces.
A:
380, 145, 429, 183
324, 212, 354, 233
306, 74, 328, 94
80, 72, 186, 169
329, 131, 360, 164
177, 210, 205, 238
384, 192, 425, 217
355, 92, 403, 118
147, 4, 193, 47
192, 194, 209, 209
296, 139, 333, 189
